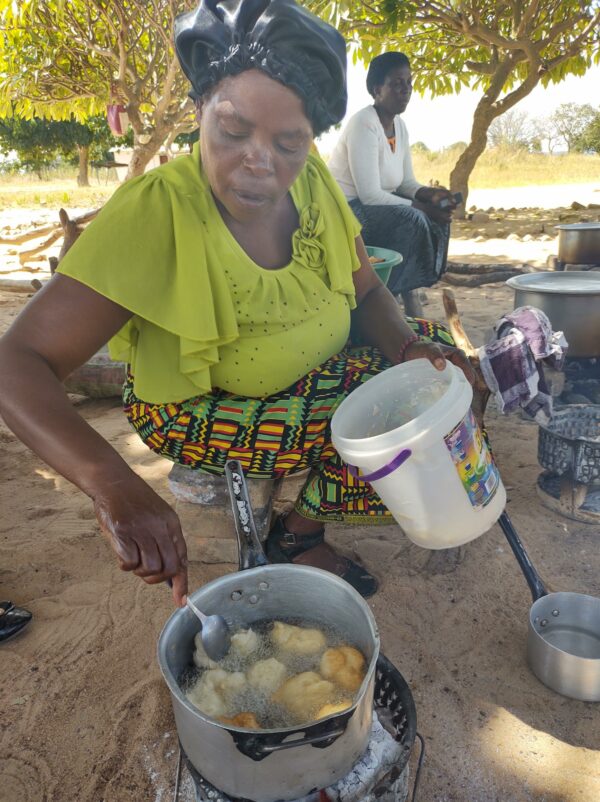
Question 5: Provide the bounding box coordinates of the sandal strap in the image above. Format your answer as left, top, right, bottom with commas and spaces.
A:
0, 601, 14, 616
266, 517, 324, 561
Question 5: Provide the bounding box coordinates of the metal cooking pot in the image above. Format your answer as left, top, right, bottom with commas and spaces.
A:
506, 272, 600, 357
556, 223, 600, 266
158, 461, 380, 802
498, 512, 600, 702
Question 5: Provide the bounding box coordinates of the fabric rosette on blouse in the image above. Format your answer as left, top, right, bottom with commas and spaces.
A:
292, 203, 326, 271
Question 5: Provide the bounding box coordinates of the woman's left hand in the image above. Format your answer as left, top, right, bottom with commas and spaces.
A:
404, 340, 476, 385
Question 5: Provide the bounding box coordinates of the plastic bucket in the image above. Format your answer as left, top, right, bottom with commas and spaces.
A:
331, 360, 506, 549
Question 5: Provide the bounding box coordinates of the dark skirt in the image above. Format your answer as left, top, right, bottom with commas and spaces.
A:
349, 198, 450, 294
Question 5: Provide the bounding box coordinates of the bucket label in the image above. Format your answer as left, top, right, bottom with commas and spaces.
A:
444, 409, 500, 508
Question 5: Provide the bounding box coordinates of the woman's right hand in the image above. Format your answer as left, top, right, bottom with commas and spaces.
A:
412, 198, 453, 225
92, 474, 188, 607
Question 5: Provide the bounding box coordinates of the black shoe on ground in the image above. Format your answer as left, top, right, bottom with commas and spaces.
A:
0, 601, 32, 643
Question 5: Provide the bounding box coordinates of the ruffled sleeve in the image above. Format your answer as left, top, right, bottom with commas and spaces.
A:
57, 156, 239, 403
294, 151, 361, 309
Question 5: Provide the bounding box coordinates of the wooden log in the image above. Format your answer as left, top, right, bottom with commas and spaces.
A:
442, 270, 522, 287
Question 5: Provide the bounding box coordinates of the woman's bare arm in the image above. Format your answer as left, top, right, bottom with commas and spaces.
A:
351, 236, 474, 381
0, 275, 188, 605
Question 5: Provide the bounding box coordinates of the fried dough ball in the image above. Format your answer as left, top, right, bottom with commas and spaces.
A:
247, 658, 287, 694
186, 669, 247, 718
272, 672, 335, 719
230, 628, 260, 657
320, 646, 366, 692
271, 621, 326, 656
193, 632, 219, 669
218, 712, 261, 729
316, 700, 352, 719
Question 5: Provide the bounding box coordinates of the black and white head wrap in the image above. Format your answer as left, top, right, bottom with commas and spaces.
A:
174, 0, 347, 136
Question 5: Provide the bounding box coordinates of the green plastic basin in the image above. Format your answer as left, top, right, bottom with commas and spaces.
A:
365, 246, 403, 286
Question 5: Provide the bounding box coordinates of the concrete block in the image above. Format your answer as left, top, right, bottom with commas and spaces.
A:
272, 470, 309, 517
169, 464, 275, 564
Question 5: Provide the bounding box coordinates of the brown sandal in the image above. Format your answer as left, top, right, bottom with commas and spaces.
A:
265, 518, 378, 599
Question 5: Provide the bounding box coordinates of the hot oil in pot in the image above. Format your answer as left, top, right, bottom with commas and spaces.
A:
179, 617, 367, 729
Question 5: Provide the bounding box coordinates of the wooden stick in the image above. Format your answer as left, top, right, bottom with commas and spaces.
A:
441, 289, 477, 357
0, 207, 102, 246
442, 289, 491, 427
18, 229, 62, 264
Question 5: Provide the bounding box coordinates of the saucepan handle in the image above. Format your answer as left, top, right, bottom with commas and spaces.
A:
257, 726, 346, 753
230, 719, 349, 761
225, 460, 269, 571
347, 448, 412, 483
498, 511, 548, 603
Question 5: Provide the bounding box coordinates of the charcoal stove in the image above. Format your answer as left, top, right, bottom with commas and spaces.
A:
537, 404, 600, 523
171, 655, 422, 802
561, 356, 600, 406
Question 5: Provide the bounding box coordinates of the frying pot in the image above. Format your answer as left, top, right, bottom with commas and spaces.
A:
506, 272, 600, 357
158, 461, 380, 802
556, 223, 600, 266
498, 512, 600, 702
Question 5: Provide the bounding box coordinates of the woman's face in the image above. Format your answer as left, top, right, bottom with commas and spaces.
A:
373, 65, 412, 116
199, 70, 313, 224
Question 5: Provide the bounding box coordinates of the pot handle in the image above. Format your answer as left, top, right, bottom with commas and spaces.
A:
225, 460, 269, 571
230, 719, 349, 761
257, 726, 346, 753
498, 511, 548, 602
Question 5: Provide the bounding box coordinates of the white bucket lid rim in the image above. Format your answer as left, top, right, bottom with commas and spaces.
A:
331, 361, 469, 450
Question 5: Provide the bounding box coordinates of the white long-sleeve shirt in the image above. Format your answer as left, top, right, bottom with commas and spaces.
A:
327, 105, 423, 206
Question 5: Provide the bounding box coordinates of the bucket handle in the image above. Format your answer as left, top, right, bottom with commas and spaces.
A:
347, 448, 412, 483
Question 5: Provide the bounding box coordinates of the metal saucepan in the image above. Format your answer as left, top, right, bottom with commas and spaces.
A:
158, 460, 380, 802
556, 222, 600, 267
498, 511, 600, 702
506, 272, 600, 357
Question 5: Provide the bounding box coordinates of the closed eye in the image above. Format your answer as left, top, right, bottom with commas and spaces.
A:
222, 125, 249, 140
276, 142, 300, 154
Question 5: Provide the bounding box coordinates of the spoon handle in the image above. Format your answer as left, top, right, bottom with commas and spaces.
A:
185, 595, 208, 624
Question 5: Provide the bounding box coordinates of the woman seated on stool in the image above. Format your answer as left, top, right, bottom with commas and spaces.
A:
328, 52, 458, 317
0, 0, 473, 605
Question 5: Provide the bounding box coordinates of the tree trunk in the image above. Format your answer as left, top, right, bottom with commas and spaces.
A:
449, 103, 496, 214
125, 139, 162, 180
77, 145, 90, 187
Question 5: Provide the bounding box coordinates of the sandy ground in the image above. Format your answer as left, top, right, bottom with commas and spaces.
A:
1, 187, 600, 802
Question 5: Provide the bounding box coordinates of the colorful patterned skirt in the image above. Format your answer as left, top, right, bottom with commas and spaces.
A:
123, 318, 455, 523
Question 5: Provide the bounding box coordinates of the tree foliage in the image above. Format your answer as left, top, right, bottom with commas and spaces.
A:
549, 102, 598, 152
0, 115, 127, 181
316, 0, 600, 205
574, 109, 600, 154
0, 0, 198, 178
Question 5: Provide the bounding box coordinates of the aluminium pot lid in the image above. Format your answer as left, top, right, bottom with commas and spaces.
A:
554, 223, 600, 230
506, 271, 600, 294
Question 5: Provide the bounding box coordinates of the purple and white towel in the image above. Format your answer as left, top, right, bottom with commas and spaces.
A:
477, 306, 568, 424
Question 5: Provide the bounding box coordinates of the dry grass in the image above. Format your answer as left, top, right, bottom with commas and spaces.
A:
412, 146, 600, 189
0, 179, 118, 211
0, 148, 599, 212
